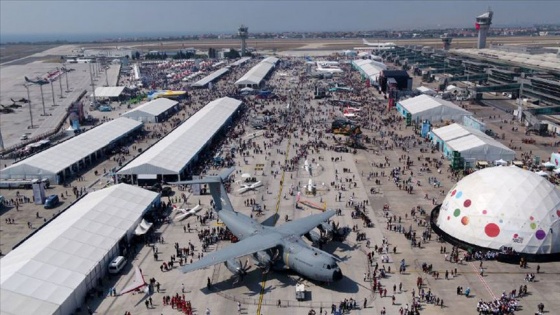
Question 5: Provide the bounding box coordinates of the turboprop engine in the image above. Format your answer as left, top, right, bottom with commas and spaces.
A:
304, 230, 322, 244
252, 250, 280, 273
224, 259, 251, 284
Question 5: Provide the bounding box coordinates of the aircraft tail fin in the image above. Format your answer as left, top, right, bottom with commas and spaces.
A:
362, 38, 369, 45
171, 167, 235, 212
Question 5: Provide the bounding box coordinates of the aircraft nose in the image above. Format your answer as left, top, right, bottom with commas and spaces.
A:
333, 268, 343, 281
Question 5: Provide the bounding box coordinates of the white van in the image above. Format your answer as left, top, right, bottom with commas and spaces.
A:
108, 256, 127, 274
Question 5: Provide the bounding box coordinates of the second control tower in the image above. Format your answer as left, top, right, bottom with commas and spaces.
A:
475, 9, 493, 49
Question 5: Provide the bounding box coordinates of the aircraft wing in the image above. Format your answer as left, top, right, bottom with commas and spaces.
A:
276, 210, 336, 236
181, 231, 281, 274
119, 265, 146, 295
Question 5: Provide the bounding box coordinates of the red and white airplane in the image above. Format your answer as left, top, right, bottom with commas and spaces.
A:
119, 265, 148, 295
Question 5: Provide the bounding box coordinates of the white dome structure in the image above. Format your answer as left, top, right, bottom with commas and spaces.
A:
435, 166, 560, 255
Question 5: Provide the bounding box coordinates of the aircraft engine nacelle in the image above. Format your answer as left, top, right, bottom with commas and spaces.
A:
304, 230, 322, 243
320, 222, 333, 234
225, 259, 242, 275
254, 251, 272, 268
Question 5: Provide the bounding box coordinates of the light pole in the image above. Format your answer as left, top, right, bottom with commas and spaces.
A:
24, 84, 34, 128
39, 84, 47, 116
58, 68, 64, 98
89, 62, 97, 107
50, 79, 57, 106
64, 64, 70, 92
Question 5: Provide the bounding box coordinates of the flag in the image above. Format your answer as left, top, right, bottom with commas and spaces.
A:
475, 23, 480, 30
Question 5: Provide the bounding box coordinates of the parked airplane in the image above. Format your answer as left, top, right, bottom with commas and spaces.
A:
361, 39, 396, 50
119, 265, 148, 295
237, 181, 263, 194
306, 179, 316, 194
303, 159, 322, 176
0, 105, 15, 114
173, 168, 344, 283
11, 97, 29, 104
173, 204, 202, 221
24, 76, 50, 85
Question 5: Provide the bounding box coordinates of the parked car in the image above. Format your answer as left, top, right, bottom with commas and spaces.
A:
44, 194, 60, 209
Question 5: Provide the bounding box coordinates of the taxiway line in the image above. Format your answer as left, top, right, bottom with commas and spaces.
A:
257, 132, 292, 315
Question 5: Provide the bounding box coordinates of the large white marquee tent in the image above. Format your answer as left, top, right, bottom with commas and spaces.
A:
0, 184, 160, 315
397, 94, 472, 122
118, 97, 242, 179
1, 118, 143, 183
435, 167, 560, 255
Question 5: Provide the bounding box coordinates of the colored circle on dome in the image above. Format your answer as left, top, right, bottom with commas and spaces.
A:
556, 210, 560, 217
482, 210, 487, 215
453, 209, 461, 217
451, 190, 456, 196
513, 233, 518, 238
447, 216, 450, 220
461, 216, 469, 225
464, 199, 472, 208
530, 216, 534, 221
484, 223, 500, 237
535, 229, 546, 240
456, 191, 463, 199
530, 222, 537, 230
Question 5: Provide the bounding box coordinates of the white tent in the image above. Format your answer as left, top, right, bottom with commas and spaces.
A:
0, 184, 159, 315
436, 167, 560, 254
494, 159, 508, 166
398, 94, 472, 122
542, 161, 556, 168
446, 134, 515, 162
535, 170, 549, 177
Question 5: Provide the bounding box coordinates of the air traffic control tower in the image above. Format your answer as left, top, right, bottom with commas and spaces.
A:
475, 9, 493, 49
440, 33, 452, 51
238, 25, 249, 56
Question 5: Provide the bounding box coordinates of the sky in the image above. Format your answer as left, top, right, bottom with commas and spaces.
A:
1, 1, 559, 42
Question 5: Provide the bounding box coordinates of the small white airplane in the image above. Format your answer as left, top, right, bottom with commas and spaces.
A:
237, 181, 263, 194
119, 265, 148, 295
306, 179, 316, 194
174, 204, 202, 221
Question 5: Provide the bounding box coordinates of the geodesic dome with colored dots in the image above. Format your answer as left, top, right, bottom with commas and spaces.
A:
436, 166, 560, 255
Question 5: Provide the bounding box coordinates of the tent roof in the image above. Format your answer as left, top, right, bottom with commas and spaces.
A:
92, 86, 126, 98
230, 57, 251, 67
399, 94, 470, 116
118, 97, 242, 175
431, 123, 490, 142
123, 98, 178, 118
235, 58, 278, 86
445, 134, 515, 161
352, 59, 386, 80
436, 167, 560, 254
1, 118, 142, 178
191, 67, 230, 87
0, 184, 159, 315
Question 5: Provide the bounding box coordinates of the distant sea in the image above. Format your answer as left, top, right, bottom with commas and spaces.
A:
0, 31, 219, 44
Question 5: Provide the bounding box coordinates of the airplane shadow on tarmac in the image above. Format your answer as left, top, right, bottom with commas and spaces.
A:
203, 265, 359, 295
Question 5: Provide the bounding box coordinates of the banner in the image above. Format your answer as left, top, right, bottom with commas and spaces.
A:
32, 182, 46, 205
